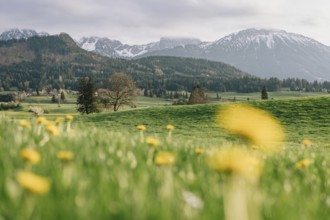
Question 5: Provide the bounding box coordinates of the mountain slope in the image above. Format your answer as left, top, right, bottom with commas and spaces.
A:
0, 28, 48, 41
0, 34, 253, 92
77, 37, 201, 58
138, 29, 330, 81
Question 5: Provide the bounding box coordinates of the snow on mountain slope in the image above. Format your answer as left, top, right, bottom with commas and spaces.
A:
0, 28, 48, 41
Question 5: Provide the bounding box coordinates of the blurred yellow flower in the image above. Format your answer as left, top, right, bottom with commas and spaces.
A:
217, 104, 285, 151
166, 124, 175, 131
19, 119, 31, 129
46, 124, 60, 136
16, 171, 50, 195
296, 159, 312, 169
137, 125, 146, 132
21, 148, 41, 165
209, 147, 263, 182
57, 151, 74, 161
36, 116, 48, 125
146, 137, 160, 147
66, 115, 74, 121
154, 151, 176, 166
302, 139, 313, 148
195, 148, 205, 155
55, 117, 65, 125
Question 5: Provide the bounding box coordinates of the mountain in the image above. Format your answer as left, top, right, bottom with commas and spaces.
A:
137, 29, 330, 81
0, 33, 254, 93
0, 28, 48, 41
77, 37, 201, 58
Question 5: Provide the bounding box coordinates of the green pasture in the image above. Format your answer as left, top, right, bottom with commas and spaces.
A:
0, 94, 330, 219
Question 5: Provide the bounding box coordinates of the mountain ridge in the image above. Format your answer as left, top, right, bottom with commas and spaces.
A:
1, 28, 330, 81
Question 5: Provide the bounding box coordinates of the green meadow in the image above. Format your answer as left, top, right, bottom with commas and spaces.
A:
0, 93, 330, 220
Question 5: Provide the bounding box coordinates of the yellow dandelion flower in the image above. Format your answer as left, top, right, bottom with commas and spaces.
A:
21, 148, 41, 165
295, 159, 312, 169
57, 151, 74, 161
208, 147, 263, 182
46, 124, 60, 136
195, 148, 205, 155
19, 119, 32, 129
55, 117, 65, 125
36, 117, 48, 125
217, 104, 285, 151
137, 125, 146, 131
154, 151, 176, 166
146, 137, 160, 147
16, 171, 50, 195
302, 139, 313, 148
66, 115, 74, 122
166, 124, 175, 131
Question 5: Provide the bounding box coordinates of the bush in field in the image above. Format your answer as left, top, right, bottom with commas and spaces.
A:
28, 106, 45, 116
0, 102, 21, 110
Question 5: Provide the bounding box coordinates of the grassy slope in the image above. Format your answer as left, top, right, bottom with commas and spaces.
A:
79, 96, 330, 146
0, 96, 330, 220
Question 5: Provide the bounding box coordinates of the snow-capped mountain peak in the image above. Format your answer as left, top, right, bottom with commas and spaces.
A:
76, 36, 201, 58
0, 28, 49, 41
212, 28, 323, 50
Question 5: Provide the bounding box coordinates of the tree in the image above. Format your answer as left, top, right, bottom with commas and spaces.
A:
106, 72, 137, 111
76, 77, 99, 114
261, 86, 269, 100
188, 85, 207, 104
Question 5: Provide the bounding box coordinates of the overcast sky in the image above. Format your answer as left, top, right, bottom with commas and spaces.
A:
0, 0, 330, 45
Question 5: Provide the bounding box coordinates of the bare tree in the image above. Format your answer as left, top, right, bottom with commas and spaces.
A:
104, 72, 137, 111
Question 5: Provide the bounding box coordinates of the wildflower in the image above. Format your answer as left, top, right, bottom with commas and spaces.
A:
36, 117, 48, 125
57, 151, 74, 161
166, 124, 175, 132
302, 139, 313, 148
137, 125, 146, 142
21, 148, 41, 165
208, 147, 263, 182
195, 148, 204, 155
146, 137, 160, 148
217, 104, 285, 151
137, 125, 146, 132
19, 119, 31, 129
16, 171, 50, 195
296, 159, 312, 169
66, 115, 74, 122
46, 124, 60, 136
55, 117, 65, 125
154, 151, 176, 166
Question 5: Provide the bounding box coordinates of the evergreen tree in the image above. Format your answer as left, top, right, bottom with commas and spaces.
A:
261, 86, 269, 100
76, 77, 99, 114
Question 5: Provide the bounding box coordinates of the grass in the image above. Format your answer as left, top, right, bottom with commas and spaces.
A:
0, 95, 330, 219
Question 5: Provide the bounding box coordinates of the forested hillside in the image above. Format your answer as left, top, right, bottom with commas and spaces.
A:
0, 34, 329, 93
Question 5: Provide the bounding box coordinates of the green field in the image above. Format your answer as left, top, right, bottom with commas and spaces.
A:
0, 94, 330, 219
